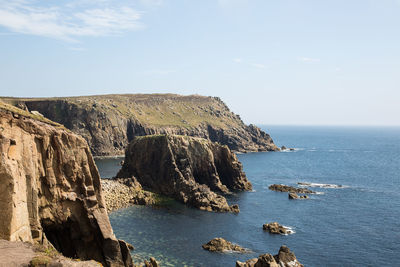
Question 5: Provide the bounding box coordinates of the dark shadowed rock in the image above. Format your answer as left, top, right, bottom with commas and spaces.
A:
288, 193, 309, 200
202, 238, 249, 253
269, 184, 315, 194
0, 106, 132, 267
236, 246, 303, 267
143, 257, 159, 267
117, 135, 251, 212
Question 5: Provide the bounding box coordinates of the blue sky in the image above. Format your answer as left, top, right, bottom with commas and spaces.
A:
0, 0, 399, 126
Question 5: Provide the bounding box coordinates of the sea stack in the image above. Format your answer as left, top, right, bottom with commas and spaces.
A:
117, 134, 252, 212
0, 104, 132, 266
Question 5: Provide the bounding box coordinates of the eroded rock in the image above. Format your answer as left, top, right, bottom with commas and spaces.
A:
117, 135, 251, 212
262, 222, 291, 235
236, 246, 303, 267
288, 193, 309, 200
269, 184, 315, 194
202, 238, 249, 253
0, 108, 132, 266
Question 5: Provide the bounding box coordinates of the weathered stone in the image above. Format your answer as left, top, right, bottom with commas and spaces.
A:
262, 222, 290, 235
269, 184, 315, 194
236, 246, 303, 267
202, 238, 249, 253
117, 135, 251, 212
0, 108, 132, 267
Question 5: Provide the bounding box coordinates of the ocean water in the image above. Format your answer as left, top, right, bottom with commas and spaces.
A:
95, 126, 400, 267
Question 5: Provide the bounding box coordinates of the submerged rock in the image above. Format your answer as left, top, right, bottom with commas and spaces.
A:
236, 246, 303, 267
0, 107, 132, 267
269, 184, 315, 194
117, 135, 251, 212
202, 238, 249, 253
263, 222, 291, 235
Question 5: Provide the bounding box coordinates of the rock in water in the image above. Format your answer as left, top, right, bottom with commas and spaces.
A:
263, 222, 291, 235
288, 193, 309, 199
0, 106, 132, 267
7, 94, 279, 156
269, 184, 315, 194
236, 246, 303, 267
117, 134, 252, 212
202, 238, 249, 253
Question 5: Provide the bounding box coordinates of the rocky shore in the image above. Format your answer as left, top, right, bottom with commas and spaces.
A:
236, 246, 303, 267
101, 177, 157, 212
117, 134, 251, 212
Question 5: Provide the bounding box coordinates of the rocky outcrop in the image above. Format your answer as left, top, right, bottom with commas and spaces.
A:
3, 94, 279, 156
288, 193, 309, 199
143, 257, 160, 267
117, 134, 251, 212
269, 184, 315, 194
101, 177, 157, 212
0, 106, 132, 266
236, 246, 303, 267
202, 238, 249, 253
262, 222, 292, 235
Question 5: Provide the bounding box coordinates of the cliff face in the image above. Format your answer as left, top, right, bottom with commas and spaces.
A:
4, 94, 278, 156
116, 135, 252, 212
0, 106, 132, 266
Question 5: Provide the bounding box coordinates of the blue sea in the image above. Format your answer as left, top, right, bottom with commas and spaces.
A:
95, 126, 400, 267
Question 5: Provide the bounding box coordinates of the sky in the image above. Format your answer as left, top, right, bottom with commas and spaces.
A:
0, 0, 399, 126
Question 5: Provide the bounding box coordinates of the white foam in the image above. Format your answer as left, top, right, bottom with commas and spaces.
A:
282, 226, 295, 235
297, 182, 348, 189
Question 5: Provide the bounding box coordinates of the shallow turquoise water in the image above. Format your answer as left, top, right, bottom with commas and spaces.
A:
96, 126, 400, 266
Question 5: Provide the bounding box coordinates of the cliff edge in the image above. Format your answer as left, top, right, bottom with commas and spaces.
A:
3, 94, 278, 156
0, 103, 132, 266
116, 134, 252, 212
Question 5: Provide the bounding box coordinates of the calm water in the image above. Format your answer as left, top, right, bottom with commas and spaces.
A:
95, 126, 400, 266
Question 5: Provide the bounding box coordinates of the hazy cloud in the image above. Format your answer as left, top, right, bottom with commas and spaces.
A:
298, 57, 321, 63
0, 0, 143, 42
233, 58, 242, 63
251, 63, 266, 69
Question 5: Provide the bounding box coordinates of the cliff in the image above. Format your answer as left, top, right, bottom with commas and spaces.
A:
0, 103, 132, 266
116, 134, 252, 212
2, 94, 278, 156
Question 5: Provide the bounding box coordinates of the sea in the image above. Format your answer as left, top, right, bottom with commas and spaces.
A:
95, 126, 400, 267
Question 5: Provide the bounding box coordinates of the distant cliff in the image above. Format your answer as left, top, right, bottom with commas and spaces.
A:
117, 134, 252, 212
3, 94, 278, 156
0, 102, 132, 266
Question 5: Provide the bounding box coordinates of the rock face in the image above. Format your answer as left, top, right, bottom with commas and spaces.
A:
3, 94, 279, 156
117, 134, 251, 212
236, 246, 303, 267
101, 177, 156, 212
202, 238, 249, 253
0, 106, 132, 266
262, 222, 292, 235
269, 184, 315, 194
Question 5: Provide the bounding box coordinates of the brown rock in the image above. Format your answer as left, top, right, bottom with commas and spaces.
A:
202, 238, 249, 253
117, 135, 251, 212
236, 246, 303, 267
0, 108, 132, 267
269, 184, 315, 194
262, 222, 291, 235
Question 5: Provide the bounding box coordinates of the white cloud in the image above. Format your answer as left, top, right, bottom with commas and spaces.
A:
0, 0, 143, 42
233, 58, 242, 63
298, 57, 321, 63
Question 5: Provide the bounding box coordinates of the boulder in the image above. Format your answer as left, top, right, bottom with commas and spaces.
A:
117, 135, 251, 212
236, 246, 303, 267
288, 193, 309, 200
262, 222, 290, 235
202, 238, 249, 253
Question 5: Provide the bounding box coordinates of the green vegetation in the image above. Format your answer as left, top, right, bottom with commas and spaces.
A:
29, 255, 52, 267
0, 101, 65, 128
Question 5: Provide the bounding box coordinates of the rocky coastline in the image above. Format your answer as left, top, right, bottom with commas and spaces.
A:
116, 134, 251, 212
236, 246, 304, 267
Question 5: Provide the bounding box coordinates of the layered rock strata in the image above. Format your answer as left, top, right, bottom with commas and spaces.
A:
4, 94, 279, 156
0, 106, 132, 266
236, 246, 303, 267
117, 134, 252, 212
